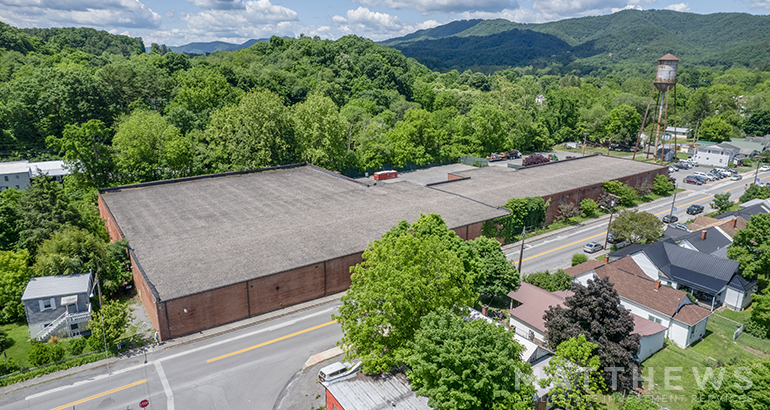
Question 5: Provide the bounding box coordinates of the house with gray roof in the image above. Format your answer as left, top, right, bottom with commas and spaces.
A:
693, 143, 740, 167
323, 369, 432, 410
22, 273, 93, 341
0, 160, 68, 192
607, 238, 753, 311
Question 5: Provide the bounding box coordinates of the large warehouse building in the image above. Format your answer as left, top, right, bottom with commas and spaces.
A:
99, 155, 666, 340
98, 164, 508, 340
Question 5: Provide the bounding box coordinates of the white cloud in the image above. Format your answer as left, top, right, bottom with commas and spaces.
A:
181, 0, 298, 39
357, 0, 516, 14
0, 0, 161, 29
333, 7, 442, 40
461, 0, 656, 23
745, 0, 770, 8
611, 4, 642, 13
186, 0, 245, 10
663, 3, 690, 12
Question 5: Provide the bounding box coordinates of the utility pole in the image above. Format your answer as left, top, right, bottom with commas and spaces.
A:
668, 182, 678, 221
603, 200, 615, 250
92, 269, 108, 359
517, 226, 526, 272
582, 132, 588, 156
754, 157, 762, 186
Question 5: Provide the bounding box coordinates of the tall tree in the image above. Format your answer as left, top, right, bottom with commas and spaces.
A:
743, 110, 770, 137
87, 300, 130, 351
540, 335, 606, 409
112, 109, 185, 182
16, 176, 81, 253
699, 117, 733, 143
292, 94, 349, 171
609, 209, 663, 244
403, 310, 535, 410
544, 277, 641, 392
334, 213, 476, 373
0, 189, 21, 251
605, 104, 641, 146
728, 213, 770, 281
0, 249, 32, 323
469, 236, 520, 299
47, 119, 115, 189
710, 193, 733, 215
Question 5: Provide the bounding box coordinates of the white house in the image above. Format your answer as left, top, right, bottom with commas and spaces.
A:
507, 281, 667, 360
693, 143, 740, 166
567, 257, 712, 349
0, 160, 68, 192
21, 274, 93, 341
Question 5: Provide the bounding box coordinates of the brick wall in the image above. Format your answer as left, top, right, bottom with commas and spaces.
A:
248, 263, 326, 317
165, 282, 250, 339
97, 195, 123, 243
130, 252, 163, 339
325, 253, 363, 295
467, 222, 483, 239
326, 389, 345, 410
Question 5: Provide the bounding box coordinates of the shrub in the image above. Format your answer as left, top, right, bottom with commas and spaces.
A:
636, 181, 653, 197
28, 342, 66, 366
68, 337, 88, 356
0, 329, 13, 350
571, 253, 588, 266
0, 358, 20, 376
745, 318, 769, 340
602, 180, 638, 206
556, 202, 579, 221
739, 184, 770, 203
522, 154, 550, 167
579, 199, 598, 217
653, 174, 674, 195
524, 269, 572, 292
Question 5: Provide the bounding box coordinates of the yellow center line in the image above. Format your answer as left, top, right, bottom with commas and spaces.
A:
521, 232, 607, 262
50, 379, 147, 410
207, 320, 338, 363
519, 173, 770, 263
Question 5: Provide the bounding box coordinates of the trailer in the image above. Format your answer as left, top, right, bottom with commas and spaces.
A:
373, 170, 398, 180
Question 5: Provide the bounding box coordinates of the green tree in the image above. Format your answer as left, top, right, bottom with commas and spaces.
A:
403, 310, 535, 410
540, 335, 606, 409
687, 89, 713, 140
690, 356, 770, 410
112, 109, 185, 182
524, 269, 573, 292
334, 214, 476, 373
469, 236, 520, 299
728, 213, 770, 281
28, 342, 65, 366
0, 249, 32, 323
87, 300, 130, 351
602, 180, 638, 207
748, 287, 770, 339
579, 198, 598, 217
292, 94, 349, 170
16, 176, 82, 252
653, 174, 674, 196
0, 188, 21, 251
710, 192, 733, 215
544, 277, 640, 392
605, 104, 641, 146
46, 120, 115, 189
571, 253, 588, 266
609, 209, 663, 244
483, 197, 547, 243
743, 110, 770, 137
739, 184, 770, 203
204, 89, 295, 172
700, 117, 733, 143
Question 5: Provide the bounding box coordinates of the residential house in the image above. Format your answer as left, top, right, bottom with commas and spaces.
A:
665, 127, 690, 140
507, 281, 666, 361
21, 273, 93, 341
466, 307, 551, 364
744, 136, 770, 149
0, 160, 68, 192
717, 201, 770, 221
607, 238, 751, 310
693, 143, 740, 166
323, 369, 432, 410
686, 215, 747, 239
677, 227, 733, 258
567, 257, 711, 349
729, 139, 766, 158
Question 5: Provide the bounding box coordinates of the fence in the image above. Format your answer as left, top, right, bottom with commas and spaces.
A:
711, 314, 770, 355
459, 156, 488, 167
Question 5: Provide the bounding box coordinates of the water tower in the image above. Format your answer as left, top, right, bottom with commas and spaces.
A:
633, 54, 680, 163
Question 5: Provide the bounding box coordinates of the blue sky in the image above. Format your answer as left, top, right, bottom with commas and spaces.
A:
2, 0, 769, 46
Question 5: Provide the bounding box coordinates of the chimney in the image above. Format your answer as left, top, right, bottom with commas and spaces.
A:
481, 305, 488, 317
604, 256, 609, 263
655, 280, 661, 291
701, 230, 707, 240
732, 218, 737, 228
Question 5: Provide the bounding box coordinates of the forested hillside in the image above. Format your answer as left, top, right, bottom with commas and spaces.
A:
2, 23, 770, 189
383, 10, 770, 73
148, 38, 268, 55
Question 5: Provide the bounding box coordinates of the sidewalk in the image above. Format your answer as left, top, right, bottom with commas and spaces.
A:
274, 347, 345, 410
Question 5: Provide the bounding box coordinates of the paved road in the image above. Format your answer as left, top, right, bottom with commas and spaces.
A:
0, 303, 343, 410
505, 167, 770, 275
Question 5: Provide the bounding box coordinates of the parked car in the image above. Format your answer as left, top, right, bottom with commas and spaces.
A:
687, 204, 705, 215
668, 166, 678, 173
760, 165, 770, 172
692, 175, 709, 184
670, 223, 690, 232
607, 232, 624, 244
694, 172, 714, 181
731, 174, 743, 181
684, 176, 703, 185
662, 214, 679, 223
583, 242, 604, 253
725, 167, 737, 174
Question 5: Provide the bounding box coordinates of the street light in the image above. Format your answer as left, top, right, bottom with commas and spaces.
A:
603, 200, 616, 250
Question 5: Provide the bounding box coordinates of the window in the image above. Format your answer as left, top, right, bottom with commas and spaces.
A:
70, 324, 79, 330
15, 175, 18, 179
3, 176, 7, 181
43, 299, 51, 309
41, 323, 51, 330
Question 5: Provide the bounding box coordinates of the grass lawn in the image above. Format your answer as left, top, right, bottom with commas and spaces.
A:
717, 309, 752, 324
1, 323, 33, 367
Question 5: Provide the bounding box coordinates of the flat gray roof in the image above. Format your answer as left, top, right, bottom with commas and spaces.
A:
22, 273, 92, 300
101, 165, 507, 300
429, 154, 666, 207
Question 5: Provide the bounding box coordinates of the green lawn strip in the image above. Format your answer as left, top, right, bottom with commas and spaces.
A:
1, 323, 33, 367
689, 317, 762, 365
0, 350, 107, 387
716, 309, 752, 324
640, 344, 710, 410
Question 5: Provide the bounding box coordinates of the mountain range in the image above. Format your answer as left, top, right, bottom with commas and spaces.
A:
381, 10, 770, 73
145, 38, 267, 55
